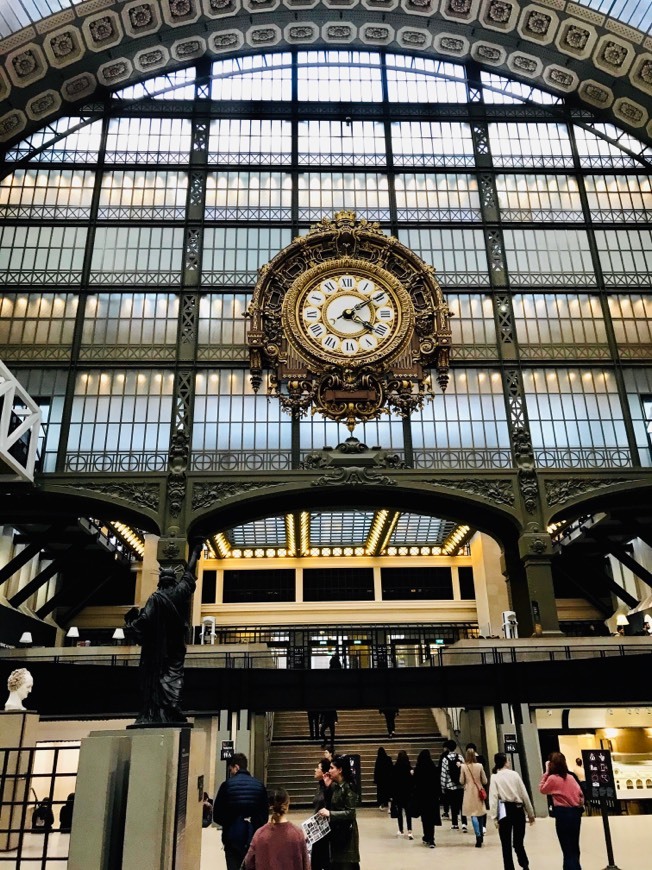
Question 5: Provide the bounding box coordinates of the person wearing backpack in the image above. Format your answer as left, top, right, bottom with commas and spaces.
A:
213, 752, 269, 870
439, 739, 467, 831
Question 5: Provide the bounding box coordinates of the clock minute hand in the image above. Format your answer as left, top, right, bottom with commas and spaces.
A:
353, 300, 371, 311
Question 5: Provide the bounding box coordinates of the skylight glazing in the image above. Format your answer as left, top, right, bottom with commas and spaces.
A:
310, 511, 374, 546
390, 514, 457, 546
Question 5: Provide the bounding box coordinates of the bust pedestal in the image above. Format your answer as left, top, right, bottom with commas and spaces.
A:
0, 711, 39, 851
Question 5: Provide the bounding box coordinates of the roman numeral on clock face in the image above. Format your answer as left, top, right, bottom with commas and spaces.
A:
309, 323, 326, 337
374, 323, 389, 337
339, 276, 354, 289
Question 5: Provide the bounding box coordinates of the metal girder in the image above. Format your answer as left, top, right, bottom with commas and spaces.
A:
609, 543, 652, 591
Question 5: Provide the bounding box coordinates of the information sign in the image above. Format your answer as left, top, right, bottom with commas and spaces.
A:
504, 734, 518, 754
220, 739, 234, 761
582, 748, 616, 799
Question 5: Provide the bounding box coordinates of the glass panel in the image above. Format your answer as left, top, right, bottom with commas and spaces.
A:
297, 51, 382, 102
608, 295, 652, 358
523, 368, 630, 468
105, 118, 192, 164
208, 119, 292, 166
0, 225, 87, 284
503, 228, 595, 286
447, 294, 498, 360
192, 369, 292, 470
574, 123, 651, 169
81, 294, 179, 360
395, 173, 481, 221
14, 369, 68, 472
390, 515, 456, 545
231, 517, 287, 547
90, 227, 183, 285
197, 294, 249, 352
624, 369, 652, 466
392, 121, 475, 168
400, 228, 489, 286
481, 72, 562, 105
297, 121, 386, 167
112, 68, 196, 101
513, 294, 609, 359
202, 227, 292, 286
496, 174, 583, 222
66, 370, 174, 472
411, 368, 511, 468
0, 294, 77, 356
489, 123, 573, 168
385, 56, 467, 102
98, 170, 187, 220
311, 512, 374, 546
0, 168, 95, 219
595, 229, 652, 287
297, 173, 390, 221
205, 172, 292, 220
4, 119, 102, 163
212, 53, 292, 100
586, 175, 652, 222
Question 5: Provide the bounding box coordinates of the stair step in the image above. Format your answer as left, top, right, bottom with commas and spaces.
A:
267, 708, 442, 806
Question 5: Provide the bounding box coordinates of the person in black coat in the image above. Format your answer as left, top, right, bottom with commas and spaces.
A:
373, 747, 393, 809
312, 759, 332, 870
392, 750, 414, 839
320, 710, 338, 753
413, 749, 441, 848
213, 753, 269, 870
59, 793, 75, 832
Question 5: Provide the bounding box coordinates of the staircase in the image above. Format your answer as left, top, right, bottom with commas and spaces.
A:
267, 708, 442, 807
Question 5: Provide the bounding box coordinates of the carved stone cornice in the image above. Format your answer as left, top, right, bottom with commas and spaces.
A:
56, 481, 160, 511
425, 478, 515, 507
545, 478, 633, 507
192, 481, 283, 511
311, 466, 397, 487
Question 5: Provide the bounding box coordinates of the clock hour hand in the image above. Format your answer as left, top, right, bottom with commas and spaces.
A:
351, 314, 375, 330
353, 300, 371, 312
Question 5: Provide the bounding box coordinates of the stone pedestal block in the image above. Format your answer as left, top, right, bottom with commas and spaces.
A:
69, 726, 205, 870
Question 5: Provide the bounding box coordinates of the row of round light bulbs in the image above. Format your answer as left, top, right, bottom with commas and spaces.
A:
227, 545, 446, 558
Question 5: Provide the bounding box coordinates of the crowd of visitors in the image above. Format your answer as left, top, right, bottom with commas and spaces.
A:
210, 731, 585, 870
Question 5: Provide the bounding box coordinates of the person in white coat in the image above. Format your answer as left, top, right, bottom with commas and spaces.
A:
489, 753, 535, 870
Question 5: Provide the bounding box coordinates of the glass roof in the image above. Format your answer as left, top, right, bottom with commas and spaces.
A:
0, 0, 650, 40
223, 511, 462, 550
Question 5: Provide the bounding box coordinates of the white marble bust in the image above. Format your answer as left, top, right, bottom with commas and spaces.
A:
4, 668, 33, 712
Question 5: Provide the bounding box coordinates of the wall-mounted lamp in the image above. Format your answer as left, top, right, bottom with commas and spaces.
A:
18, 632, 33, 647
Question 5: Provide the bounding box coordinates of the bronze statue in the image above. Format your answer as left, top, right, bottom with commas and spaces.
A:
126, 542, 202, 725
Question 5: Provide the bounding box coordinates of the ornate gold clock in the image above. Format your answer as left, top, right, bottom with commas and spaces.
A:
283, 260, 413, 367
248, 212, 451, 431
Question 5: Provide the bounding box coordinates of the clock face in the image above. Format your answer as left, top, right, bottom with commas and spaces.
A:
283, 260, 414, 366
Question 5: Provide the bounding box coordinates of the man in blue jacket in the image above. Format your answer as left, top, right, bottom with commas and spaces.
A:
213, 752, 269, 870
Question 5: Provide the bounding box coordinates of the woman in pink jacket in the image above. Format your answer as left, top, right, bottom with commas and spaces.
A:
243, 788, 309, 870
539, 752, 584, 870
